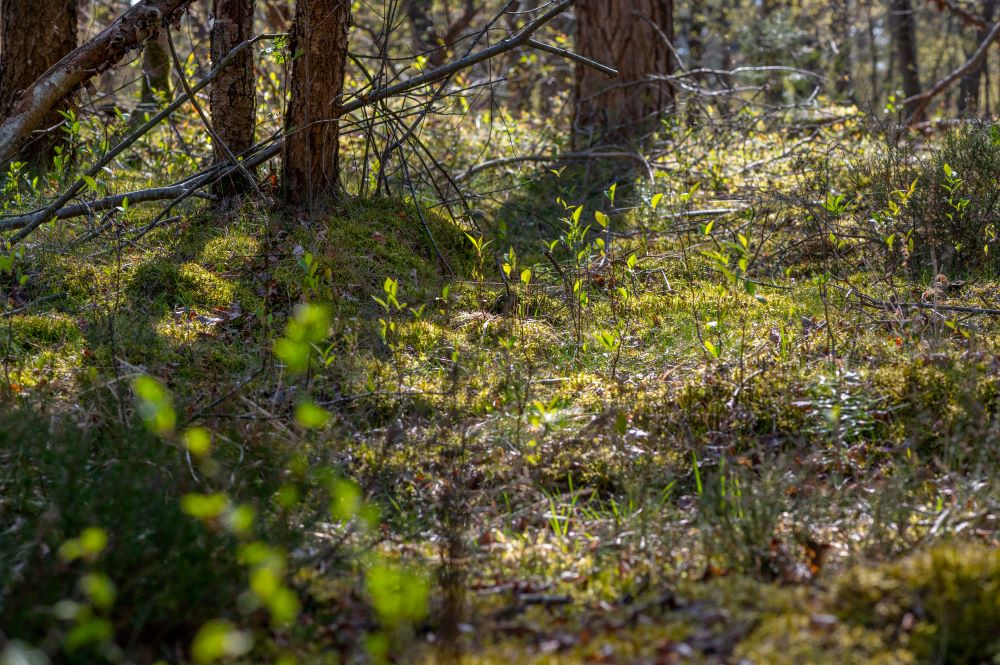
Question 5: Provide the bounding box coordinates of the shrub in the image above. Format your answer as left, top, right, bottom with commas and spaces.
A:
0, 410, 286, 663
854, 124, 1000, 277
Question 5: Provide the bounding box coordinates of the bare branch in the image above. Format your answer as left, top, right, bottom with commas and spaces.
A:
903, 20, 1000, 125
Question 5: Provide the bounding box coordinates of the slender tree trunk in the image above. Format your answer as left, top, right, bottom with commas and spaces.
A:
0, 0, 77, 168
210, 0, 257, 197
139, 32, 172, 111
957, 0, 998, 115
831, 0, 853, 97
866, 0, 880, 104
574, 0, 674, 144
889, 0, 922, 118
282, 0, 350, 208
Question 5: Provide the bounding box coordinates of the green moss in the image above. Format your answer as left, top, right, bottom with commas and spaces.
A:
738, 614, 914, 665
127, 258, 235, 310
9, 313, 80, 346
832, 543, 1000, 665
199, 232, 261, 273
275, 198, 473, 315
37, 254, 109, 306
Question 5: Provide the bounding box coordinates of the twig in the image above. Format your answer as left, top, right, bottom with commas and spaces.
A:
854, 294, 1000, 317
2, 293, 67, 317
0, 186, 212, 231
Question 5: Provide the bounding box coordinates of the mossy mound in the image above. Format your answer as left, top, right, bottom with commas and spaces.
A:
127, 258, 235, 310
198, 232, 261, 273
831, 543, 1000, 665
35, 254, 110, 306
276, 198, 473, 315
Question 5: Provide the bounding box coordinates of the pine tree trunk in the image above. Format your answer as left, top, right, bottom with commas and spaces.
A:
0, 0, 77, 168
210, 0, 257, 197
889, 0, 922, 118
282, 0, 350, 207
574, 0, 674, 144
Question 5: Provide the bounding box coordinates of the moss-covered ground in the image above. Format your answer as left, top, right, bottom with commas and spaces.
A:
2, 119, 999, 665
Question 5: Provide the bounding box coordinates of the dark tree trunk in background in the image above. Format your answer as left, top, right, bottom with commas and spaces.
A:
282, 0, 350, 208
210, 0, 256, 197
0, 0, 77, 168
407, 0, 435, 55
139, 32, 172, 111
574, 0, 675, 144
831, 0, 853, 97
957, 0, 998, 115
262, 0, 292, 30
406, 0, 478, 66
889, 0, 922, 118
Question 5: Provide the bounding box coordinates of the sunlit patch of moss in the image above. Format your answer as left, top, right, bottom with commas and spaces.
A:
127, 258, 235, 310
396, 320, 453, 357
35, 254, 110, 306
737, 613, 915, 664
832, 543, 1000, 665
274, 198, 473, 316
553, 373, 611, 413
8, 313, 80, 347
198, 232, 261, 273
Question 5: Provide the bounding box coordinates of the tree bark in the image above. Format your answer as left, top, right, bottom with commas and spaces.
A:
574, 0, 674, 144
889, 0, 922, 118
282, 0, 350, 208
0, 0, 197, 165
210, 0, 256, 197
0, 0, 77, 168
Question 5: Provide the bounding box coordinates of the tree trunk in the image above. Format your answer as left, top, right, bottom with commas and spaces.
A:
210, 0, 256, 197
889, 0, 922, 118
957, 0, 998, 114
139, 32, 172, 111
407, 0, 435, 56
574, 0, 674, 144
831, 0, 853, 97
0, 0, 77, 168
282, 0, 350, 208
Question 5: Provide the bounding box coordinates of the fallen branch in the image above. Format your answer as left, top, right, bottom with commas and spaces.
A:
0, 186, 213, 231
457, 150, 651, 182
855, 295, 1000, 317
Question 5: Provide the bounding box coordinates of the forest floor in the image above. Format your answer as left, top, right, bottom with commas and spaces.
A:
2, 115, 1000, 664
